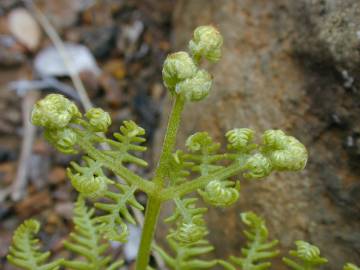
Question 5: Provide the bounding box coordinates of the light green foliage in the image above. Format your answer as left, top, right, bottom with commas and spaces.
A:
226, 128, 256, 152
227, 212, 279, 270
282, 240, 328, 270
344, 263, 360, 270
94, 182, 144, 242
162, 51, 198, 95
7, 24, 328, 270
154, 239, 217, 270
67, 156, 109, 199
85, 108, 111, 132
165, 197, 208, 244
261, 130, 308, 171
189, 25, 223, 63
63, 196, 124, 270
108, 120, 148, 167
44, 128, 78, 154
7, 219, 63, 270
31, 93, 80, 129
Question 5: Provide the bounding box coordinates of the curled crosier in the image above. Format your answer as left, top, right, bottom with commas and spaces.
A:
31, 93, 80, 129
85, 107, 112, 132
262, 130, 308, 171
199, 179, 240, 207
189, 25, 223, 63
67, 157, 109, 199
226, 128, 255, 151
243, 153, 273, 179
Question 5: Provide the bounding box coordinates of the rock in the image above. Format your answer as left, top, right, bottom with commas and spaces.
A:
155, 1, 360, 269
8, 8, 41, 51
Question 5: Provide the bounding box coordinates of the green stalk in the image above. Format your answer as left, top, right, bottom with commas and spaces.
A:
136, 96, 185, 270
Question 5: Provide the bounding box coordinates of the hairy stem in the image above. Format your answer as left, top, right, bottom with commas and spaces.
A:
153, 96, 185, 185
136, 96, 185, 270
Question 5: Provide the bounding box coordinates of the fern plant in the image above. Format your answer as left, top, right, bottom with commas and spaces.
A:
6, 25, 359, 270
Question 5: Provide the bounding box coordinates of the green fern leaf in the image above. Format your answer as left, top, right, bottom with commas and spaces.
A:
229, 212, 279, 270
101, 120, 148, 167
154, 239, 217, 270
63, 196, 124, 270
95, 183, 144, 242
7, 219, 63, 270
282, 240, 328, 270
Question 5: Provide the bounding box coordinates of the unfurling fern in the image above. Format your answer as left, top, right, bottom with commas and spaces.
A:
67, 156, 110, 199
165, 197, 208, 244
154, 239, 217, 270
7, 219, 63, 270
282, 240, 328, 270
63, 196, 123, 270
100, 120, 148, 167
94, 182, 144, 242
185, 132, 240, 207
223, 212, 279, 270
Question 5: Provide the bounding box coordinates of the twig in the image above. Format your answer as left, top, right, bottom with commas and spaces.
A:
11, 90, 39, 201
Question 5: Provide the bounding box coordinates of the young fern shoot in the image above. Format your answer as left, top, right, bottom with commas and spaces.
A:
11, 25, 353, 270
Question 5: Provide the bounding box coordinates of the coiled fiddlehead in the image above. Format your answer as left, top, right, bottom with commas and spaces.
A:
154, 239, 217, 270
7, 219, 63, 270
282, 240, 328, 270
67, 156, 110, 199
198, 179, 240, 207
185, 132, 240, 207
261, 130, 307, 171
165, 197, 208, 244
225, 212, 279, 270
63, 196, 124, 270
189, 25, 223, 63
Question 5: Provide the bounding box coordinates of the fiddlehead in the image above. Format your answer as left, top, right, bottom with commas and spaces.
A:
165, 197, 208, 244
63, 196, 124, 270
189, 25, 223, 63
31, 94, 152, 194
154, 239, 217, 270
261, 130, 307, 171
7, 219, 63, 270
225, 212, 279, 270
186, 132, 240, 207
282, 240, 328, 270
67, 156, 110, 199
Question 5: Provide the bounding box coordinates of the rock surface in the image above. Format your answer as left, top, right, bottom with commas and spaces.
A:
155, 0, 360, 268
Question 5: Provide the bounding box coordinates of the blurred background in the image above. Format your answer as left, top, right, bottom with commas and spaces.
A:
0, 0, 359, 269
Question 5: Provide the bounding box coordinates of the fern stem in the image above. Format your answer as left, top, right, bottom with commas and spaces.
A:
153, 96, 185, 186
136, 197, 162, 270
136, 96, 185, 270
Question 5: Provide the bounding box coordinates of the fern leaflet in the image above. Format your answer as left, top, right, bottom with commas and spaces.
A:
7, 219, 63, 270
229, 212, 279, 270
154, 239, 217, 270
282, 240, 328, 270
63, 196, 123, 270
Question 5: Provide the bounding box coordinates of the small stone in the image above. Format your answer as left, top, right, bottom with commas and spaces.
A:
8, 8, 41, 51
